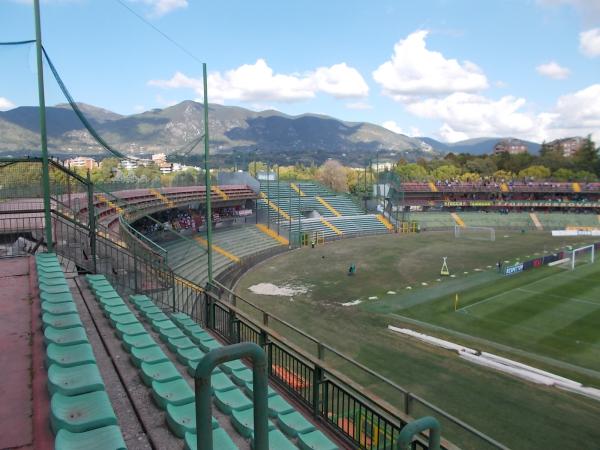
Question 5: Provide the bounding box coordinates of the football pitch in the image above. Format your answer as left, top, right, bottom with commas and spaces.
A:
235, 231, 600, 449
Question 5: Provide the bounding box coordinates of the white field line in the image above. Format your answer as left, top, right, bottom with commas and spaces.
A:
517, 288, 600, 307
457, 269, 576, 313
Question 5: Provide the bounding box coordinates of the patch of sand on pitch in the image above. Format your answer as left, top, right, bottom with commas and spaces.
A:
248, 283, 309, 297
341, 299, 362, 306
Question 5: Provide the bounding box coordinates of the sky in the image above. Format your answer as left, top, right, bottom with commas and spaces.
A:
1, 0, 599, 143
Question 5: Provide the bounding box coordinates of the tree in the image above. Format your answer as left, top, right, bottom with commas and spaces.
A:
316, 160, 348, 192
248, 161, 267, 177
493, 170, 514, 180
552, 168, 575, 181
573, 136, 599, 173
518, 165, 551, 180
431, 164, 461, 181
394, 163, 428, 181
574, 170, 597, 182
460, 172, 481, 182
465, 157, 497, 176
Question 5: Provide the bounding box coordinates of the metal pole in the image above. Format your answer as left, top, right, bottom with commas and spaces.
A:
34, 0, 53, 252
202, 63, 213, 283
266, 164, 270, 229
277, 165, 280, 237
297, 187, 301, 246
288, 183, 292, 244
86, 171, 97, 273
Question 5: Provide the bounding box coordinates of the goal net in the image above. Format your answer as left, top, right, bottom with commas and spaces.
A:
454, 225, 495, 242
570, 244, 595, 270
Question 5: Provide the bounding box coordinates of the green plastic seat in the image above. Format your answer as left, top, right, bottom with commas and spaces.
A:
167, 336, 195, 353
188, 330, 214, 346
220, 360, 247, 374
158, 327, 185, 342
129, 294, 151, 304
96, 291, 121, 301
39, 277, 68, 287
170, 312, 191, 322
109, 313, 139, 327
122, 333, 155, 351
231, 368, 253, 386
166, 401, 218, 438
40, 291, 73, 304
92, 284, 117, 295
278, 411, 316, 438
42, 312, 83, 330
208, 371, 237, 392
37, 270, 64, 279
48, 363, 104, 396
115, 322, 147, 338
84, 274, 107, 282
138, 305, 162, 317
47, 343, 96, 367
102, 305, 131, 317
297, 430, 339, 450
55, 425, 126, 450
151, 319, 176, 332
244, 382, 278, 399
98, 297, 125, 309
140, 361, 181, 386
41, 301, 77, 316
130, 345, 169, 367
231, 407, 276, 439
50, 391, 117, 434
87, 279, 111, 288
215, 388, 253, 415
184, 429, 239, 450
39, 283, 70, 294
145, 311, 169, 322
252, 429, 297, 450
198, 339, 222, 353
174, 317, 196, 328
267, 395, 295, 418
176, 346, 205, 365
151, 378, 194, 409
44, 326, 88, 347
183, 323, 206, 334
132, 299, 155, 311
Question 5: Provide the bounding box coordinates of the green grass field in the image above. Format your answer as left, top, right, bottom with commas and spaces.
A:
235, 231, 600, 450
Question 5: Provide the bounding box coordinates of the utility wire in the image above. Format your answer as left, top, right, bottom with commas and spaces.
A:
113, 0, 204, 66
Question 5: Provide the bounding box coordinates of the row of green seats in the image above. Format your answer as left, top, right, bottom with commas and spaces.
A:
85, 277, 236, 449
36, 254, 126, 450
165, 311, 338, 450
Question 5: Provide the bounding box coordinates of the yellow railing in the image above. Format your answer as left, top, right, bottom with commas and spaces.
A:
213, 186, 229, 201
96, 193, 124, 214
572, 182, 581, 193
376, 214, 394, 231
256, 223, 289, 245
149, 188, 175, 208
290, 183, 305, 196
320, 217, 342, 235
500, 183, 509, 192
450, 212, 465, 228
193, 236, 240, 263
316, 196, 341, 217
259, 192, 291, 221
428, 182, 438, 192
529, 213, 543, 230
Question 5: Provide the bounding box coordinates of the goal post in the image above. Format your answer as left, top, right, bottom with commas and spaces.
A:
570, 244, 595, 270
454, 225, 495, 242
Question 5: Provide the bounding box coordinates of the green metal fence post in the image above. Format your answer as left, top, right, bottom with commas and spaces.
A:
33, 0, 53, 251
86, 171, 97, 273
203, 63, 213, 284
266, 165, 270, 229
397, 416, 441, 450
194, 343, 269, 450
277, 166, 280, 237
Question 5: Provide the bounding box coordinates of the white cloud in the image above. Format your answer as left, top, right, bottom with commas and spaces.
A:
579, 28, 600, 57
495, 81, 509, 88
536, 61, 571, 79
130, 0, 188, 17
381, 121, 404, 134
372, 30, 488, 99
0, 97, 15, 111
537, 0, 600, 23
346, 101, 373, 110
149, 59, 368, 103
403, 85, 600, 143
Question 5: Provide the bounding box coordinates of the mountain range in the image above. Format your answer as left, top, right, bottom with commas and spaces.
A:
0, 101, 540, 165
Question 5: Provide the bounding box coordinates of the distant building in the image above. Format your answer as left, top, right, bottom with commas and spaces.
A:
493, 139, 528, 155
120, 157, 153, 170
65, 156, 98, 170
546, 137, 585, 157
152, 153, 167, 165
